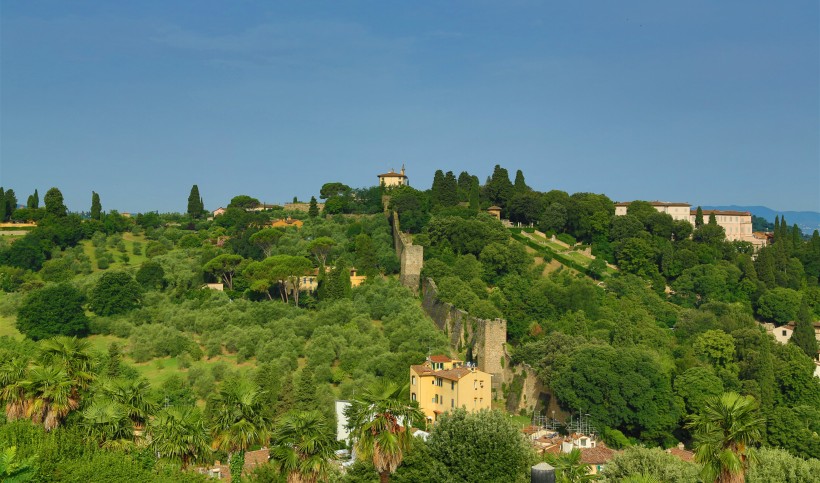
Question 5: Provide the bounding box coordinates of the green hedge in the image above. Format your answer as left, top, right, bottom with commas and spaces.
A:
510, 231, 597, 278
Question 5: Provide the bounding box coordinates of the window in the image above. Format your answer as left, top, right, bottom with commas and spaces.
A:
411, 393, 416, 401
474, 380, 477, 390
451, 399, 454, 408
783, 330, 788, 336
411, 376, 416, 385
436, 378, 443, 387
451, 381, 455, 390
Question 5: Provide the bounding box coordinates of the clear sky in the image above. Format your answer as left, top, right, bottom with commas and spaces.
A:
1, 1, 818, 213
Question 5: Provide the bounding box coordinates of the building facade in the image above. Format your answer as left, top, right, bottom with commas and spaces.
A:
614, 201, 766, 248
378, 166, 408, 187
410, 355, 492, 426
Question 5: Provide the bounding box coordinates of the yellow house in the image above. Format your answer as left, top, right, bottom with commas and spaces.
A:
378, 165, 408, 187
410, 355, 492, 426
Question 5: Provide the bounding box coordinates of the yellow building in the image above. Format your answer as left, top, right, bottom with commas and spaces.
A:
410, 355, 492, 426
378, 165, 408, 187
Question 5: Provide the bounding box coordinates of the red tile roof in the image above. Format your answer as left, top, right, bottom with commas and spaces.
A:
691, 209, 751, 216
616, 201, 690, 207
378, 172, 407, 178
429, 355, 452, 363
579, 445, 616, 465
668, 447, 694, 463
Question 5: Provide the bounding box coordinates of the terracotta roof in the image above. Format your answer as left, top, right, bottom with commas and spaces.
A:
378, 172, 407, 178
487, 206, 502, 210
436, 367, 472, 381
667, 447, 694, 463
579, 446, 616, 465
616, 201, 690, 207
411, 364, 434, 375
691, 209, 751, 216
429, 355, 452, 363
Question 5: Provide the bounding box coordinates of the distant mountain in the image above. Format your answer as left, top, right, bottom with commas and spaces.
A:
702, 205, 820, 235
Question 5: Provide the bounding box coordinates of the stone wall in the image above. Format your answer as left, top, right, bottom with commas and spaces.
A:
421, 278, 506, 390
390, 211, 423, 293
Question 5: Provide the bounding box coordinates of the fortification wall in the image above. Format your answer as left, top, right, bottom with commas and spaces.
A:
390, 211, 423, 293
421, 278, 507, 390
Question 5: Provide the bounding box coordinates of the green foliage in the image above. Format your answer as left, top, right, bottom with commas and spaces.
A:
747, 447, 820, 483
757, 288, 801, 324
791, 301, 819, 359
187, 185, 204, 219
90, 191, 102, 220
89, 271, 142, 316
427, 408, 534, 483
136, 260, 166, 290
17, 284, 89, 340
43, 187, 67, 217
601, 447, 699, 483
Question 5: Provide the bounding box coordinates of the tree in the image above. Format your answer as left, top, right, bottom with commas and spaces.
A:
204, 254, 244, 291
345, 381, 424, 483
468, 178, 480, 211
43, 188, 67, 217
0, 187, 5, 222
249, 229, 284, 258
89, 271, 142, 316
695, 207, 705, 227
26, 189, 39, 209
687, 392, 765, 483
791, 301, 819, 360
308, 237, 336, 267
427, 408, 534, 483
674, 367, 724, 417
208, 377, 269, 458
513, 169, 529, 194
485, 165, 514, 209
100, 378, 158, 435
17, 284, 89, 340
746, 447, 820, 483
90, 192, 102, 220
23, 364, 79, 431
4, 189, 18, 221
319, 182, 352, 200
187, 185, 204, 219
308, 196, 320, 218
544, 448, 596, 483
270, 410, 335, 483
81, 398, 133, 446
227, 195, 260, 210
601, 447, 699, 483
150, 406, 210, 468
756, 288, 801, 325
136, 260, 166, 290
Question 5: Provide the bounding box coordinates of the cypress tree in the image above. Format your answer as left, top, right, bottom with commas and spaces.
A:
792, 224, 802, 247
440, 171, 459, 206
187, 185, 202, 218
431, 170, 446, 206
755, 248, 776, 288
773, 215, 780, 241
91, 191, 102, 220
26, 192, 37, 209
695, 206, 704, 227
469, 178, 480, 211
457, 171, 472, 201
0, 187, 5, 222
791, 301, 819, 360
486, 164, 513, 208
513, 169, 528, 193
33, 189, 38, 209
308, 196, 319, 218
708, 212, 717, 225
4, 189, 17, 221
294, 366, 318, 411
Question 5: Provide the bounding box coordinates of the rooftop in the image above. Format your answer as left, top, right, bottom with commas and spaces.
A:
692, 209, 751, 216
615, 201, 690, 207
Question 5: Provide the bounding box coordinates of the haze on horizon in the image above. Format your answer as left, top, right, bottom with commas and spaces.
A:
1, 1, 818, 214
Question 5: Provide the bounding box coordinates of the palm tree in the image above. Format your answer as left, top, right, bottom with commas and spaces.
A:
208, 377, 270, 457
150, 406, 210, 468
38, 337, 94, 392
22, 364, 78, 431
687, 392, 765, 483
101, 378, 157, 439
345, 381, 423, 483
81, 398, 133, 448
544, 448, 598, 482
0, 357, 29, 421
270, 410, 335, 483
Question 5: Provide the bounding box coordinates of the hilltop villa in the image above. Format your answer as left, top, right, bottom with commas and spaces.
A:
378, 165, 408, 187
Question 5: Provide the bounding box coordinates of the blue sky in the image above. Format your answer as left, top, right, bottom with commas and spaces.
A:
1, 1, 818, 213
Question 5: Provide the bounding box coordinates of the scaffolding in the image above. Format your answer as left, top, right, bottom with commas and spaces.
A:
530, 410, 597, 437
